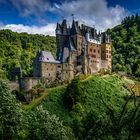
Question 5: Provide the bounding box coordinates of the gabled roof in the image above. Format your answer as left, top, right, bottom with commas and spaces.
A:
39, 51, 60, 63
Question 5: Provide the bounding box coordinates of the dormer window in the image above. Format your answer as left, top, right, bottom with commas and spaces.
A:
39, 57, 44, 61
47, 58, 49, 60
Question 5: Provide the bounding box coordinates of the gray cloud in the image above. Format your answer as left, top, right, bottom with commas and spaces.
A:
9, 0, 51, 16
52, 0, 129, 30
0, 0, 130, 35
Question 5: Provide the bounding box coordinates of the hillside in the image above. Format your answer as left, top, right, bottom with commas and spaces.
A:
1, 73, 140, 139
108, 14, 140, 77
0, 29, 56, 79
23, 74, 140, 139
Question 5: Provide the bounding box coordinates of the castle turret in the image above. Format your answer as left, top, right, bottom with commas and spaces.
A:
61, 19, 68, 35
82, 37, 88, 74
56, 19, 69, 61
71, 20, 80, 35
56, 23, 61, 35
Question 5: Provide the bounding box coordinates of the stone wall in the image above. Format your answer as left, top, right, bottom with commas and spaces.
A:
61, 62, 74, 82
33, 59, 41, 77
8, 81, 19, 91
41, 62, 57, 82
101, 43, 112, 70
77, 34, 83, 55
20, 77, 40, 91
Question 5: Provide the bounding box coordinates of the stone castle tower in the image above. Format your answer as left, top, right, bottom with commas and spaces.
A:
33, 19, 112, 83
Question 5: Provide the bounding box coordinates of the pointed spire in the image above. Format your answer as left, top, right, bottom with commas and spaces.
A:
56, 23, 61, 34
61, 19, 68, 35
71, 20, 80, 35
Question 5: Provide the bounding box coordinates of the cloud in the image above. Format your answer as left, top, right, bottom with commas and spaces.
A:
0, 0, 130, 35
9, 0, 51, 16
0, 0, 7, 4
0, 23, 56, 36
52, 0, 129, 30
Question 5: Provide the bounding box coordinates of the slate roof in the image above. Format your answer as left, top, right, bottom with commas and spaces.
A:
39, 51, 60, 63
69, 38, 76, 51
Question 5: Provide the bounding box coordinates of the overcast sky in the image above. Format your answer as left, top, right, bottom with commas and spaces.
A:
0, 0, 139, 36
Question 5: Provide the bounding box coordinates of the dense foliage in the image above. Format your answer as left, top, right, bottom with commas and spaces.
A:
0, 79, 74, 140
0, 79, 23, 139
27, 106, 75, 140
1, 74, 140, 139
0, 30, 56, 79
40, 75, 140, 139
108, 14, 140, 76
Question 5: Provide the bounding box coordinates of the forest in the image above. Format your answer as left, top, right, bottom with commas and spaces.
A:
108, 14, 140, 77
0, 15, 140, 139
0, 74, 140, 139
0, 30, 56, 79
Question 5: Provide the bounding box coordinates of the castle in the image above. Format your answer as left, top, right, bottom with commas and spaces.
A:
33, 19, 112, 83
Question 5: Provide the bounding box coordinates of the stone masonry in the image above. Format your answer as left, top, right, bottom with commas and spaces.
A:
33, 19, 112, 83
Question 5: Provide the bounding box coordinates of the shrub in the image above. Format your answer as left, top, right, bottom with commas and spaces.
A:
0, 79, 24, 139
27, 106, 75, 140
63, 76, 84, 109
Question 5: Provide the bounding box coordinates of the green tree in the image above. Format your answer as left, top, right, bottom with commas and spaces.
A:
0, 79, 24, 139
27, 106, 75, 140
63, 76, 84, 109
135, 64, 140, 76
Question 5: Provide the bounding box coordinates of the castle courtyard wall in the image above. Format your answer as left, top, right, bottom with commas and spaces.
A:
20, 77, 40, 91
41, 62, 57, 82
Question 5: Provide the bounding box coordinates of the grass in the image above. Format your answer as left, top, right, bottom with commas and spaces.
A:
23, 74, 135, 126
23, 91, 49, 111
23, 85, 66, 111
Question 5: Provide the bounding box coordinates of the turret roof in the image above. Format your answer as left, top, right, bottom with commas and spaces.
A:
39, 51, 60, 63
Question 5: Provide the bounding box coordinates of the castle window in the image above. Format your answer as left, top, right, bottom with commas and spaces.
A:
92, 54, 96, 58
106, 55, 108, 58
77, 61, 81, 65
106, 50, 108, 53
58, 65, 61, 68
49, 73, 50, 76
98, 50, 100, 53
94, 49, 96, 53
90, 48, 92, 52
